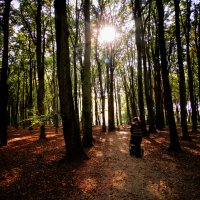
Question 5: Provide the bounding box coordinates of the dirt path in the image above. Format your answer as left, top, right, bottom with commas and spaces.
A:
72, 129, 200, 199
0, 126, 200, 199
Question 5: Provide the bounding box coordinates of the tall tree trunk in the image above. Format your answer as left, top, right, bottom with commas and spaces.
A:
95, 40, 106, 132
198, 5, 200, 106
82, 0, 93, 147
117, 80, 123, 125
54, 0, 83, 159
94, 10, 106, 132
133, 0, 147, 135
73, 0, 80, 125
128, 46, 138, 118
49, 3, 58, 132
194, 3, 200, 104
122, 75, 131, 124
145, 6, 156, 133
20, 71, 25, 128
14, 69, 20, 129
93, 80, 99, 125
0, 0, 11, 147
36, 0, 46, 139
146, 30, 156, 132
108, 47, 115, 131
185, 0, 198, 132
156, 0, 181, 151
142, 30, 156, 133
174, 0, 190, 140
114, 81, 119, 126
28, 42, 33, 129
152, 18, 165, 130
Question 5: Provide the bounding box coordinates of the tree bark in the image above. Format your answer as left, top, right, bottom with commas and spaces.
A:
194, 4, 200, 105
36, 0, 46, 139
142, 27, 156, 133
117, 80, 123, 125
156, 0, 181, 151
82, 0, 93, 147
108, 47, 115, 131
133, 0, 147, 135
184, 0, 198, 133
174, 0, 190, 140
54, 0, 83, 159
95, 41, 106, 132
73, 0, 80, 125
152, 14, 165, 130
0, 0, 11, 147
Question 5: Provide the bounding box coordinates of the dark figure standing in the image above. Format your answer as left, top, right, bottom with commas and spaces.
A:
129, 117, 143, 157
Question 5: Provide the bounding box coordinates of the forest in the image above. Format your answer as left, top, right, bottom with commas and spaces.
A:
0, 0, 200, 199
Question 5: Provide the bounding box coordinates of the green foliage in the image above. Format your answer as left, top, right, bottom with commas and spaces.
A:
21, 108, 61, 128
2, 0, 200, 129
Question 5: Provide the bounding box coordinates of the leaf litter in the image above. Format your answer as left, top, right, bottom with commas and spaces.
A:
0, 125, 200, 200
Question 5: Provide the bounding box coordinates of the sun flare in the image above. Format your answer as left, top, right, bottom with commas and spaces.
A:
99, 25, 117, 43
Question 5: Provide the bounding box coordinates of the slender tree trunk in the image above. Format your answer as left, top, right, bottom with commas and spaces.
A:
146, 37, 156, 132
95, 38, 106, 132
123, 76, 131, 124
94, 11, 106, 132
152, 23, 165, 130
54, 0, 83, 159
198, 5, 200, 105
129, 50, 138, 117
28, 42, 33, 129
0, 0, 11, 147
174, 0, 190, 140
14, 69, 20, 129
156, 0, 181, 151
108, 47, 115, 131
133, 0, 147, 135
93, 81, 99, 125
73, 0, 80, 125
117, 80, 122, 125
82, 0, 93, 147
194, 4, 200, 103
185, 0, 198, 133
49, 4, 58, 132
20, 71, 25, 128
142, 32, 156, 133
36, 0, 46, 139
114, 81, 119, 126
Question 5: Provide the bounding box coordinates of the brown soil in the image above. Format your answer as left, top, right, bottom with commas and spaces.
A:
0, 125, 200, 200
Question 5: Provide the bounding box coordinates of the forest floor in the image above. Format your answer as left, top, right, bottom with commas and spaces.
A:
0, 125, 200, 200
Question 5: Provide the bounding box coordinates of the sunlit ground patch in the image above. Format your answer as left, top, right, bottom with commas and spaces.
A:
146, 180, 171, 198
184, 146, 200, 155
111, 170, 127, 190
8, 135, 38, 143
78, 177, 97, 193
117, 131, 129, 135
95, 151, 103, 157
